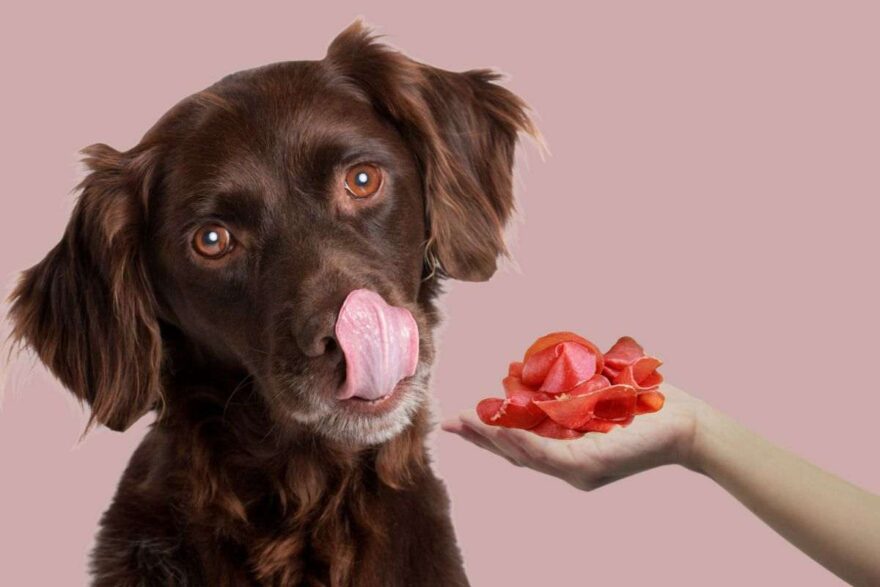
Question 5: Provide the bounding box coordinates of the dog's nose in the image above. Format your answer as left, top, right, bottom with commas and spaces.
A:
295, 312, 339, 358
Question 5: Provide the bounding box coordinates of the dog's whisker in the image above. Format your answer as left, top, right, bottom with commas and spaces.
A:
246, 345, 271, 358
221, 373, 255, 423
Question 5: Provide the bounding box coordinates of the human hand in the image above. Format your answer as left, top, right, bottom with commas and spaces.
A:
441, 383, 707, 490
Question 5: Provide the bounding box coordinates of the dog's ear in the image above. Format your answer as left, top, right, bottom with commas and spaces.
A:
324, 19, 545, 281
6, 142, 164, 432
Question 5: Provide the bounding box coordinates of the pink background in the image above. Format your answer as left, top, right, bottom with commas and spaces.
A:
2, 2, 878, 585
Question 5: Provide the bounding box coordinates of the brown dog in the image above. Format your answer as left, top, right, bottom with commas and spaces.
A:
7, 19, 540, 586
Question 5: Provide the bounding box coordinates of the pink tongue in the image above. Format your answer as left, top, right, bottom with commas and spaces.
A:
334, 289, 419, 401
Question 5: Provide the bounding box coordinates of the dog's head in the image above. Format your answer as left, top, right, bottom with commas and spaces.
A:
6, 20, 541, 446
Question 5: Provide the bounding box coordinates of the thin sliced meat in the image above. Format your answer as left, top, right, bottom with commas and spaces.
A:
578, 418, 617, 433
520, 344, 558, 388
522, 332, 604, 391
524, 331, 600, 361
602, 364, 621, 380
472, 332, 665, 439
593, 390, 638, 421
635, 390, 665, 414
603, 336, 646, 370
529, 418, 585, 439
568, 374, 612, 397
508, 361, 524, 378
538, 342, 599, 394
613, 356, 664, 391
578, 413, 635, 433
476, 397, 546, 429
534, 384, 637, 429
503, 375, 551, 405
522, 341, 602, 393
632, 356, 662, 384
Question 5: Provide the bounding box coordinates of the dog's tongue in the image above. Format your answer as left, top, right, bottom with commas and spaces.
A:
334, 289, 419, 401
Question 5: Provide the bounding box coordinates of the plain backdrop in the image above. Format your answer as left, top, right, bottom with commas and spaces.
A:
1, 2, 878, 585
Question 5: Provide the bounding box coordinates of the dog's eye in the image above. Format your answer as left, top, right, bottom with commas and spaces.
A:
344, 163, 383, 199
192, 224, 234, 258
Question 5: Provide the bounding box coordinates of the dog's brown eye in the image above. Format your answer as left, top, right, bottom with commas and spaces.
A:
344, 164, 383, 199
192, 224, 233, 258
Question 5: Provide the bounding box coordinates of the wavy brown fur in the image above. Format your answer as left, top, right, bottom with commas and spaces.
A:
5, 18, 540, 586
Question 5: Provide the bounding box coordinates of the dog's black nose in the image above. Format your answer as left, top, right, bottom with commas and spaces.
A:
295, 312, 339, 358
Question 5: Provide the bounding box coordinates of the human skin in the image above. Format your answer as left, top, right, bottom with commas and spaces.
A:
442, 383, 880, 586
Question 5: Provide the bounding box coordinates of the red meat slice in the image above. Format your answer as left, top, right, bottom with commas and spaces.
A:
508, 361, 524, 378
533, 384, 637, 429
529, 418, 586, 439
521, 332, 605, 392
503, 375, 551, 405
635, 390, 665, 414
569, 374, 612, 396
543, 342, 601, 394
613, 356, 664, 391
471, 333, 665, 439
578, 413, 635, 433
603, 336, 646, 369
476, 397, 546, 430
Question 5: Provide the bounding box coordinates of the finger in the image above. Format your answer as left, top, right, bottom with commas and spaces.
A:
441, 415, 508, 453
445, 424, 493, 450
451, 426, 524, 466
449, 418, 529, 466
468, 424, 540, 469
455, 410, 570, 473
458, 410, 541, 454
458, 409, 505, 437
464, 423, 584, 481
440, 418, 466, 433
473, 422, 577, 480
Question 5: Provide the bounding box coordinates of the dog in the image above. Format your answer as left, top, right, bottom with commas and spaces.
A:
6, 19, 540, 586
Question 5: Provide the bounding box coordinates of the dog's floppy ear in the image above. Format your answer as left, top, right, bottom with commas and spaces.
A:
6, 142, 164, 432
324, 19, 545, 281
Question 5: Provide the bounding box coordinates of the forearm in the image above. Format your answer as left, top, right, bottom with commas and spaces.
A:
688, 403, 880, 585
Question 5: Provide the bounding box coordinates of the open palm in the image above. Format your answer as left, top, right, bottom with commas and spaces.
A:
442, 383, 704, 490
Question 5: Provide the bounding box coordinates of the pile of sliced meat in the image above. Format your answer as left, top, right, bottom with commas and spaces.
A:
476, 332, 665, 439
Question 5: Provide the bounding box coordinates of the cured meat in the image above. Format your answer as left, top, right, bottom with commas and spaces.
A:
476, 397, 546, 430
522, 333, 604, 392
534, 384, 637, 429
475, 332, 665, 439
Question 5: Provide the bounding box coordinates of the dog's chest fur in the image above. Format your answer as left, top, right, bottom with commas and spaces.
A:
87, 396, 468, 587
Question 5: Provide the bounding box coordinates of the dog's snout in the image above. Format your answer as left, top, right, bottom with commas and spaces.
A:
295, 312, 339, 358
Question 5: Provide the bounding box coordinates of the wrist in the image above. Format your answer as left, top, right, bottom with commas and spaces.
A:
680, 397, 723, 476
